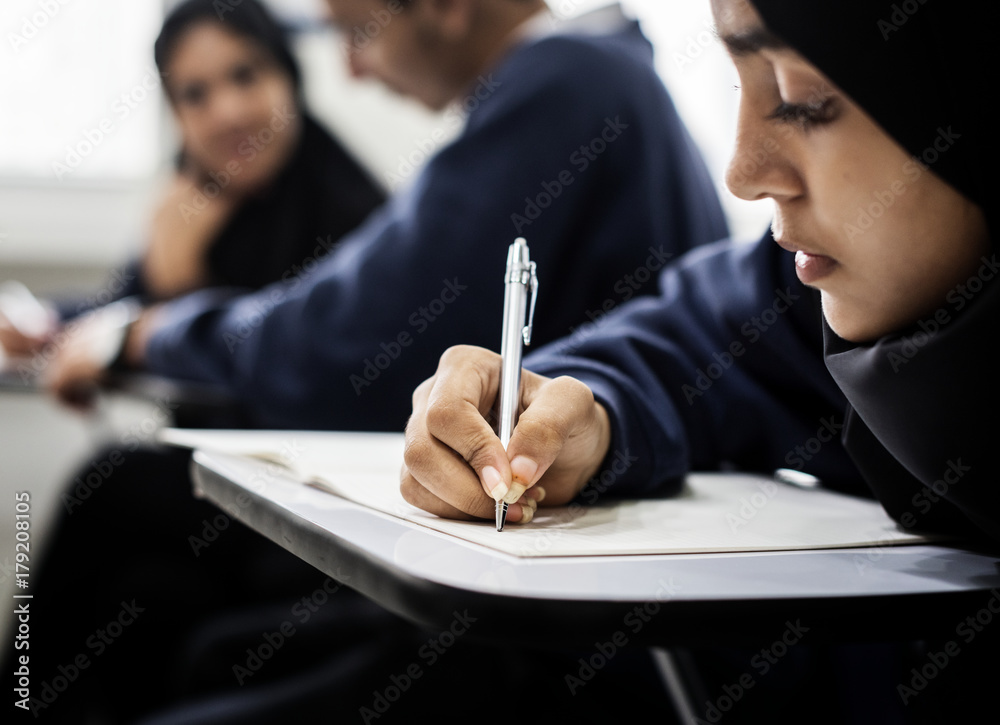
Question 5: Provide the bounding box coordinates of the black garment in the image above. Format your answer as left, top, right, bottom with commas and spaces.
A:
12, 446, 332, 723
134, 595, 674, 725
56, 112, 385, 319
825, 280, 1000, 545
199, 112, 385, 295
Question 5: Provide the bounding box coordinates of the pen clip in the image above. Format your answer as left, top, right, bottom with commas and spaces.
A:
522, 261, 537, 346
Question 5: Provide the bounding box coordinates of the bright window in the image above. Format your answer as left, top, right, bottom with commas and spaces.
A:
0, 0, 163, 182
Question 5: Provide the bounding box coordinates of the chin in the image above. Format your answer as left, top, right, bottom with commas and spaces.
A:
820, 294, 886, 344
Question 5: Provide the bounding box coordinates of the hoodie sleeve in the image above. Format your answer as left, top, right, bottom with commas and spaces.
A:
524, 233, 864, 501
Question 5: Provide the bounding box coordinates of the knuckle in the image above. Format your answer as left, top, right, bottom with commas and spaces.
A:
551, 375, 595, 401
438, 422, 496, 476
463, 440, 499, 475
459, 493, 489, 518
401, 434, 435, 473
398, 474, 421, 506
439, 344, 497, 372
516, 415, 566, 451
550, 375, 596, 414
437, 344, 472, 368
424, 396, 460, 435
410, 376, 434, 409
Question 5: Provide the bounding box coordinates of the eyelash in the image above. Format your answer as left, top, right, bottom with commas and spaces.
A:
767, 99, 837, 129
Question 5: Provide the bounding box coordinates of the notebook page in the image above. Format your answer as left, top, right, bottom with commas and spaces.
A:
160, 428, 935, 557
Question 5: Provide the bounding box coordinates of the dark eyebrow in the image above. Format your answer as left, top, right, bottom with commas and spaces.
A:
719, 26, 787, 56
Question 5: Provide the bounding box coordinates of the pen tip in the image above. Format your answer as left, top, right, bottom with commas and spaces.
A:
496, 501, 508, 532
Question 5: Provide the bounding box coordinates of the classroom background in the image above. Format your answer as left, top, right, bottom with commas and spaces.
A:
0, 0, 770, 646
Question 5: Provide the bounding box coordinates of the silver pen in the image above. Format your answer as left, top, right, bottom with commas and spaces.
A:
496, 237, 538, 531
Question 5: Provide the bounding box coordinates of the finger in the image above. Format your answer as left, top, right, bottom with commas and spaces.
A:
48, 364, 99, 411
420, 346, 514, 502
43, 352, 100, 412
405, 369, 507, 519
404, 414, 500, 518
58, 380, 99, 412
0, 326, 44, 356
506, 375, 606, 502
524, 486, 546, 503
400, 463, 527, 523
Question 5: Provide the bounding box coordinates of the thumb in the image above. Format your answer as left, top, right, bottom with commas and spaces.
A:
503, 374, 603, 503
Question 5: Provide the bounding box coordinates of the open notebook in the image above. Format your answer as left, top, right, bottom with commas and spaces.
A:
159, 428, 936, 557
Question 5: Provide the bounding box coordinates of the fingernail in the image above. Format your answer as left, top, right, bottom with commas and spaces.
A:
510, 456, 539, 485
502, 482, 527, 505
521, 497, 538, 513
483, 466, 508, 501
519, 504, 534, 524
528, 486, 546, 503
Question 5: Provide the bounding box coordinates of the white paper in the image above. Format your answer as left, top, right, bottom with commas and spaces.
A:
159, 428, 936, 557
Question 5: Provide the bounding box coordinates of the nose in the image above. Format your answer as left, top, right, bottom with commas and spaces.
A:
725, 98, 803, 203
207, 83, 251, 131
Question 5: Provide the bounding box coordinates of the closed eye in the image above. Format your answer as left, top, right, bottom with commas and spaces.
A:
767, 98, 838, 129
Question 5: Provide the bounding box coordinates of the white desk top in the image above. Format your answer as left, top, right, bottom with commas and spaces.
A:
189, 444, 1000, 646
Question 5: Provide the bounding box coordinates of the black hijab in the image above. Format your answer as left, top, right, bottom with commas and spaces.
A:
156, 0, 303, 94
151, 0, 386, 292
750, 0, 999, 544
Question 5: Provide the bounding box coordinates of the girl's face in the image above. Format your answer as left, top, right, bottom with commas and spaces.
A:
713, 0, 990, 342
165, 22, 301, 194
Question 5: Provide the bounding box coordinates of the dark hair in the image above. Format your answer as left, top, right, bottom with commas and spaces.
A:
155, 0, 302, 93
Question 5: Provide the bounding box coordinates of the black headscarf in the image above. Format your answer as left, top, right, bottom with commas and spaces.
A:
200, 112, 387, 292
156, 0, 302, 94
751, 0, 999, 544
148, 0, 386, 292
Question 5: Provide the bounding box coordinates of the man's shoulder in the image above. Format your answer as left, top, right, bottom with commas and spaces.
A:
470, 29, 661, 130
500, 23, 656, 93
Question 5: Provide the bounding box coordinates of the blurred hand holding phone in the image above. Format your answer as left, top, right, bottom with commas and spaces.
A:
0, 281, 58, 359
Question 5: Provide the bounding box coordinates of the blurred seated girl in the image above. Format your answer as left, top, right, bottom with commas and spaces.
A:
0, 0, 384, 376
0, 2, 384, 722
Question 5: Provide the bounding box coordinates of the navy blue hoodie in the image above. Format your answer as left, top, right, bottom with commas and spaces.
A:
144, 9, 728, 431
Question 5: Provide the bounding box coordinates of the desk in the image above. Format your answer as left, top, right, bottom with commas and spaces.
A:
190, 448, 1000, 650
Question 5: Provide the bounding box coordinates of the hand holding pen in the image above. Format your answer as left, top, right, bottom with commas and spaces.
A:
400, 240, 613, 526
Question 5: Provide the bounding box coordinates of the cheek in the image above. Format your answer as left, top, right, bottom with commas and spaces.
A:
824, 178, 988, 341
235, 87, 284, 135
808, 132, 906, 245
177, 115, 218, 161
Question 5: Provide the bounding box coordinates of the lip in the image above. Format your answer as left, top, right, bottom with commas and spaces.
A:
773, 236, 839, 285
